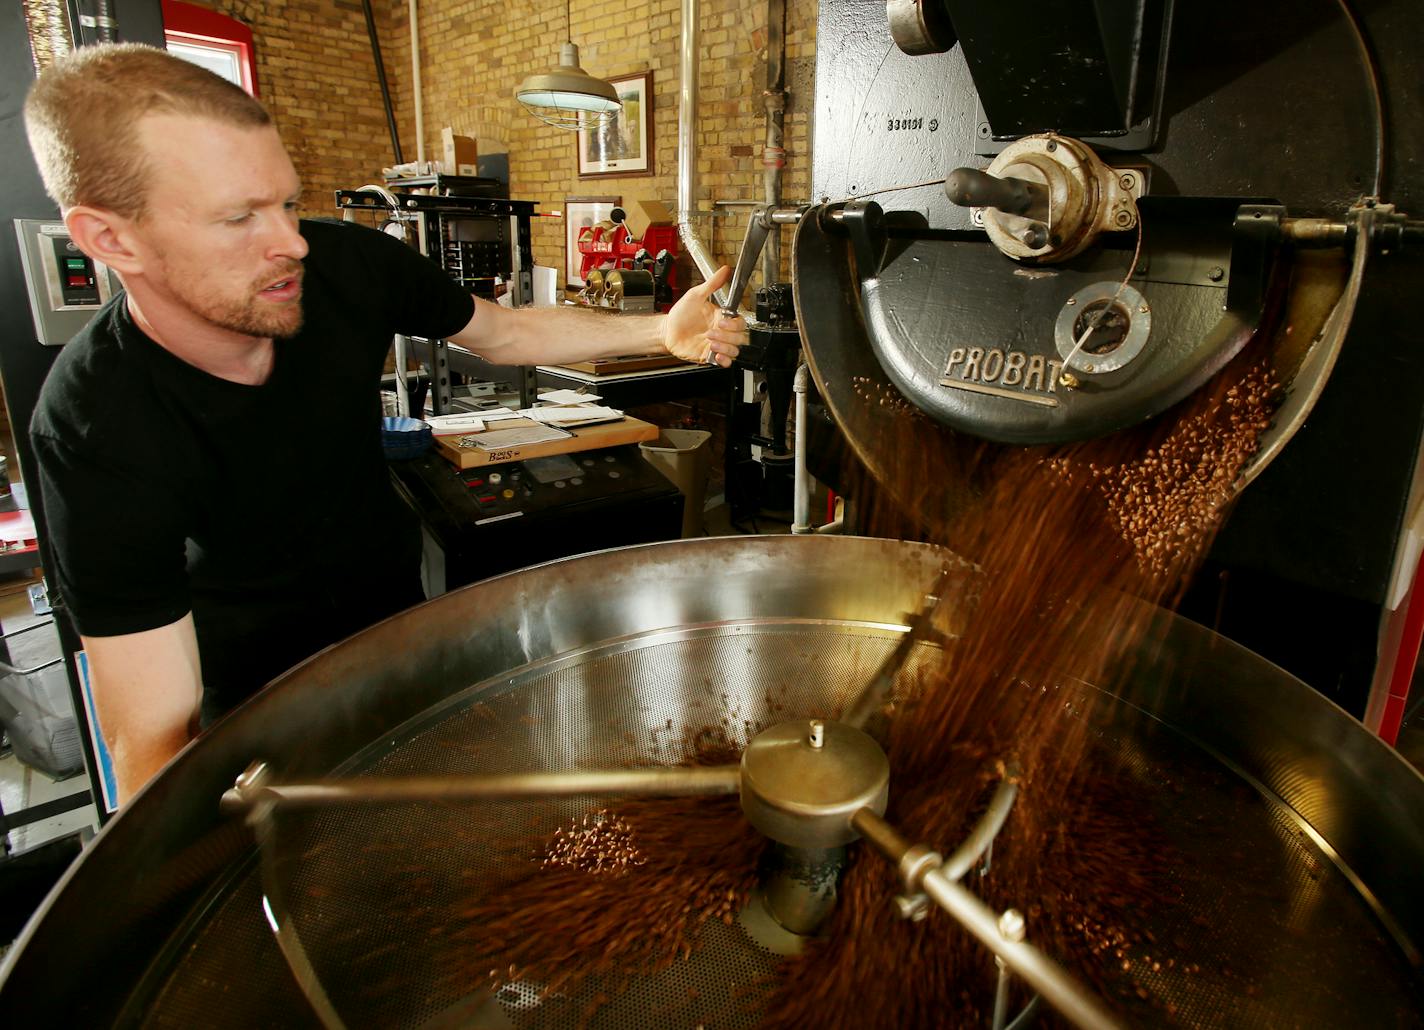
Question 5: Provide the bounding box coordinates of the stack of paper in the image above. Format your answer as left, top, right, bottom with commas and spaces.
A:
472, 425, 573, 450
434, 397, 628, 446
425, 408, 525, 436
524, 404, 625, 427
424, 413, 487, 436
537, 388, 603, 405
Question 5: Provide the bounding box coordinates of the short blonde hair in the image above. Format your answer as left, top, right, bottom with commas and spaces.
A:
25, 43, 271, 219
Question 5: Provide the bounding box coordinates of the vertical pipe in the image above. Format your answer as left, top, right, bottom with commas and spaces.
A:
409, 0, 425, 164
762, 0, 787, 284
792, 362, 812, 533
362, 0, 404, 164
677, 0, 727, 304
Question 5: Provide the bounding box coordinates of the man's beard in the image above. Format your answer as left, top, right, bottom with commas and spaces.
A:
163, 258, 305, 340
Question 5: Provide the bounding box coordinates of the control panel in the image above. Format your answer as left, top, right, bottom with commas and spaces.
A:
389, 444, 685, 591
457, 451, 647, 524
14, 219, 118, 345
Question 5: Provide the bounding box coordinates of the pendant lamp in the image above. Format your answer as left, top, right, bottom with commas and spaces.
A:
515, 0, 621, 130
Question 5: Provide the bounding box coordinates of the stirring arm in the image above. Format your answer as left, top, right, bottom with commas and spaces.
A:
221, 760, 742, 814
842, 564, 956, 729
851, 806, 1124, 1030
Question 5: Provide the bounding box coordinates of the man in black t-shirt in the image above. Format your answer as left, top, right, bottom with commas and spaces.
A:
24, 45, 746, 802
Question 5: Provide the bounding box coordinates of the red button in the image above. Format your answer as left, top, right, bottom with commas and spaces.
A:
67, 275, 89, 287
478, 494, 496, 503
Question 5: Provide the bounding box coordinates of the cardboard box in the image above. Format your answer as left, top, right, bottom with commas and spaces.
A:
622, 199, 674, 240
441, 127, 479, 176
434, 415, 660, 469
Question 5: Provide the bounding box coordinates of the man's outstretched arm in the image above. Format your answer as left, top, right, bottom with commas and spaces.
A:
449, 265, 747, 368
81, 613, 203, 804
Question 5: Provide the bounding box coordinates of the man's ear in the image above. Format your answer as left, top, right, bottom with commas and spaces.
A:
64, 205, 144, 277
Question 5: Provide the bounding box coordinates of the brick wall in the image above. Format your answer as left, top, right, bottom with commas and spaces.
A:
192, 0, 402, 217
381, 0, 817, 291
192, 0, 817, 290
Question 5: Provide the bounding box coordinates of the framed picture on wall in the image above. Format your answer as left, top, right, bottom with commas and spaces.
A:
577, 72, 653, 178
565, 196, 622, 287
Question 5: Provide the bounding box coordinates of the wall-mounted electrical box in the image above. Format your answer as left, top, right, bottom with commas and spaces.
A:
13, 219, 118, 346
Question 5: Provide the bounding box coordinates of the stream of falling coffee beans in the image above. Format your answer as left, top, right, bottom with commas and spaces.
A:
433, 313, 1283, 1026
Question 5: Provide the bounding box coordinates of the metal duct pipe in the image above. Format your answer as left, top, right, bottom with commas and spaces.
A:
678, 0, 727, 306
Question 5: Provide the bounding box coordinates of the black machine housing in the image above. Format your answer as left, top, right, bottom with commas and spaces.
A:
804, 0, 1424, 719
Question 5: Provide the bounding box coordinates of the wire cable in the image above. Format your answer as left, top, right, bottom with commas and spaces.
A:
1056, 215, 1145, 384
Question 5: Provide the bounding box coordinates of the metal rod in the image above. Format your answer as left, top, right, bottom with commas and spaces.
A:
409, 0, 425, 164
852, 809, 1124, 1030
940, 767, 1019, 881
792, 362, 812, 533
992, 957, 1012, 1030
361, 0, 403, 165
1334, 0, 1385, 197
222, 763, 741, 813
720, 207, 771, 317
251, 808, 348, 1029
841, 564, 955, 728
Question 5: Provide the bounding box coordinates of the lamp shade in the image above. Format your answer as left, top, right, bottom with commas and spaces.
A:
516, 42, 621, 129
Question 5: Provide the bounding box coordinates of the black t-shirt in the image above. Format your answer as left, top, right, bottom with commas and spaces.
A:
30, 219, 475, 721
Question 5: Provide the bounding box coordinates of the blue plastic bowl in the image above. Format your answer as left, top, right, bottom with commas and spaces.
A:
381, 415, 433, 460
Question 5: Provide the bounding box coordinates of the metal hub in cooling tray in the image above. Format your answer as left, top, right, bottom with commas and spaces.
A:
2, 537, 1423, 1028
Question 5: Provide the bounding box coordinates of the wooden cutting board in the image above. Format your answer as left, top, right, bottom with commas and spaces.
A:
432, 415, 660, 469
557, 354, 691, 375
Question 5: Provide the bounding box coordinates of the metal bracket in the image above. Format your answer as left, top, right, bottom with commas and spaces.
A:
835, 200, 890, 280
1226, 205, 1286, 315
719, 205, 811, 315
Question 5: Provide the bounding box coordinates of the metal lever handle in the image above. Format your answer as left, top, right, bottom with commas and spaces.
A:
945, 167, 1048, 218
720, 206, 774, 316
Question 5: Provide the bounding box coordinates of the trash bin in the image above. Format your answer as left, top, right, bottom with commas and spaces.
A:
0, 625, 82, 781
639, 429, 712, 538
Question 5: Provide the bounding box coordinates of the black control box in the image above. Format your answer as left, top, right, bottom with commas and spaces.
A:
390, 444, 684, 590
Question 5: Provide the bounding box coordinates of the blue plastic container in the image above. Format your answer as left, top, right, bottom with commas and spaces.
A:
381, 415, 433, 460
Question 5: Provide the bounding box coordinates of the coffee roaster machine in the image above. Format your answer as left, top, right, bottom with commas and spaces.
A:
783, 0, 1424, 741
5, 1, 1424, 1027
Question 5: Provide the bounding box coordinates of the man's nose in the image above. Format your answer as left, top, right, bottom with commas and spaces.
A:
266, 211, 309, 263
